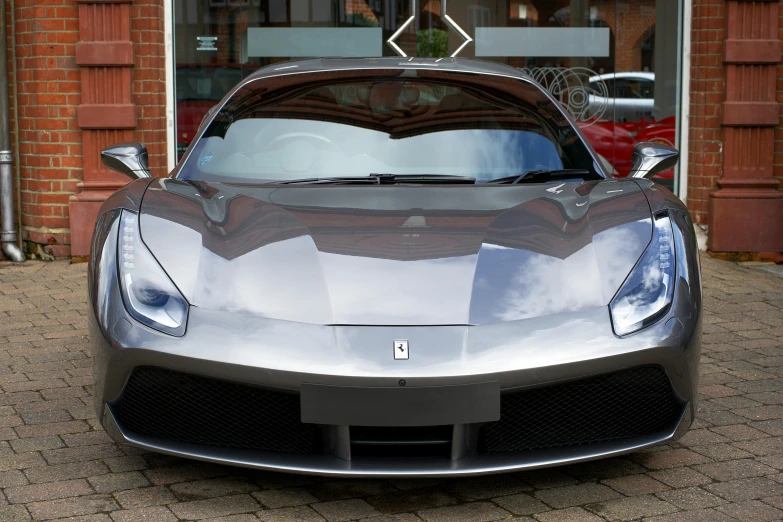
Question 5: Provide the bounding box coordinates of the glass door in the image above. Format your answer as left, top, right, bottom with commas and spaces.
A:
174, 0, 683, 193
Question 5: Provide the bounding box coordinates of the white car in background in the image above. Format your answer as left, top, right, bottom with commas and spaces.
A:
588, 72, 655, 122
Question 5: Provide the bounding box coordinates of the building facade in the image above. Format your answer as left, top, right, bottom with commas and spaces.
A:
0, 0, 781, 260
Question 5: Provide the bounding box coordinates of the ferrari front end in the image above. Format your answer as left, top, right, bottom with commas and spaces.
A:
88, 58, 701, 477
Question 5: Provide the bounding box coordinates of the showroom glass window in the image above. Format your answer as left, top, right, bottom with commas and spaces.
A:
174, 0, 684, 192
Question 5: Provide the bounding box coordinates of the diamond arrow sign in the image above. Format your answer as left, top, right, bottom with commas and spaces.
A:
386, 0, 417, 57
441, 0, 473, 57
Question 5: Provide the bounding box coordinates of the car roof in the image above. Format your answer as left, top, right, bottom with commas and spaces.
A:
244, 57, 532, 82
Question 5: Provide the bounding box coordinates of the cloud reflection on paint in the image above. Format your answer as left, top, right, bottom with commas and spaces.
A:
471, 218, 651, 323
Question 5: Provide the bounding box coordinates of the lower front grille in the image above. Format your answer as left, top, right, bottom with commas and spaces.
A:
478, 365, 684, 454
112, 367, 321, 455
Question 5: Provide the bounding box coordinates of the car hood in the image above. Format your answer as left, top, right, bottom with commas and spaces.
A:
139, 178, 652, 325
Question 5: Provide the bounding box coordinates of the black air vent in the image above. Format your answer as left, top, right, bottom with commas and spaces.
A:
479, 365, 684, 453
113, 367, 321, 454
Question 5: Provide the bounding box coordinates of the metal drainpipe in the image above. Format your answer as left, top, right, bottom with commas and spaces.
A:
0, 0, 24, 262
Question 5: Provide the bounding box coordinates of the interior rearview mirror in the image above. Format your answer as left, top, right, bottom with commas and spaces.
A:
101, 142, 152, 180
629, 142, 679, 179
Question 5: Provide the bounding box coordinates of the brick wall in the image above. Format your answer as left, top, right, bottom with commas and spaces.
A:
686, 0, 726, 225
132, 0, 168, 179
13, 0, 81, 259
0, 0, 167, 260
595, 0, 656, 73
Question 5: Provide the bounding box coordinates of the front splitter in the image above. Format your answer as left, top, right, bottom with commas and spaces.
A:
103, 404, 690, 478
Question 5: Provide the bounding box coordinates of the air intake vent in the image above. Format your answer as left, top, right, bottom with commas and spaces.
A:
113, 367, 321, 455
478, 365, 684, 453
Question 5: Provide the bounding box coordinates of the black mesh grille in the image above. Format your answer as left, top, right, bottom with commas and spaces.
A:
479, 365, 683, 454
113, 367, 321, 454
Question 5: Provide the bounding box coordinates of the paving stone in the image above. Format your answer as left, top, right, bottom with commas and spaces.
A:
308, 480, 395, 502
534, 483, 621, 509
417, 501, 510, 522
733, 437, 783, 456
0, 470, 28, 488
311, 499, 382, 521
358, 515, 424, 522
102, 457, 147, 474
168, 494, 260, 520
60, 432, 114, 447
751, 419, 783, 436
141, 464, 229, 486
54, 515, 112, 522
533, 507, 603, 522
87, 472, 150, 493
257, 505, 325, 522
492, 493, 549, 516
715, 499, 783, 522
632, 448, 712, 470
112, 486, 177, 509
26, 494, 119, 521
704, 477, 783, 502
647, 468, 713, 488
109, 506, 178, 522
584, 495, 678, 521
8, 435, 65, 453
690, 443, 755, 461
253, 487, 319, 509
0, 450, 45, 472
0, 505, 32, 522
200, 516, 260, 522
169, 477, 258, 500
656, 486, 727, 510
5, 479, 93, 504
364, 488, 457, 514
601, 474, 669, 495
24, 461, 109, 484
642, 508, 740, 522
695, 459, 778, 481
710, 424, 770, 441
518, 470, 579, 490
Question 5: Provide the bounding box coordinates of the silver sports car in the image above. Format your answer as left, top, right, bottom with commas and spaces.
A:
89, 58, 701, 477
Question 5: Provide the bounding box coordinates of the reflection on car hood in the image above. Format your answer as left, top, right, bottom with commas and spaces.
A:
139, 179, 652, 325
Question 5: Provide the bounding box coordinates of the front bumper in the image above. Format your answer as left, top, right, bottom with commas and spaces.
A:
91, 298, 700, 477
89, 210, 701, 477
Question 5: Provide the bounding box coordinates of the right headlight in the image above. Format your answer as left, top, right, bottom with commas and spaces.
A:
610, 212, 675, 336
117, 210, 189, 336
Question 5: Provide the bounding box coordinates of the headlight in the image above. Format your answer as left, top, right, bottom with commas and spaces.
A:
117, 210, 188, 336
610, 212, 675, 336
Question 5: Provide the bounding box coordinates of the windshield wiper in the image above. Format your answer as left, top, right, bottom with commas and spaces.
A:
485, 169, 593, 185
276, 174, 477, 185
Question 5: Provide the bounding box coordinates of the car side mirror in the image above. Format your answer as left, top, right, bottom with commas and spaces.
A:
629, 142, 679, 179
101, 142, 152, 180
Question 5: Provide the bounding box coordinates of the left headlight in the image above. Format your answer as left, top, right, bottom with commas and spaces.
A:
610, 212, 675, 336
117, 210, 189, 336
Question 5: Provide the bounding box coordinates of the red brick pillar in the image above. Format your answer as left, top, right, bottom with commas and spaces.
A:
68, 0, 137, 257
10, 0, 82, 260
707, 0, 783, 255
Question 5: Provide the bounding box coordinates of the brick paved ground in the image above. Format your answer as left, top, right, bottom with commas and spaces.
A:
0, 255, 782, 521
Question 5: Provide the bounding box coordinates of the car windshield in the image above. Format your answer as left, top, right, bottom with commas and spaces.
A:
177, 67, 604, 183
